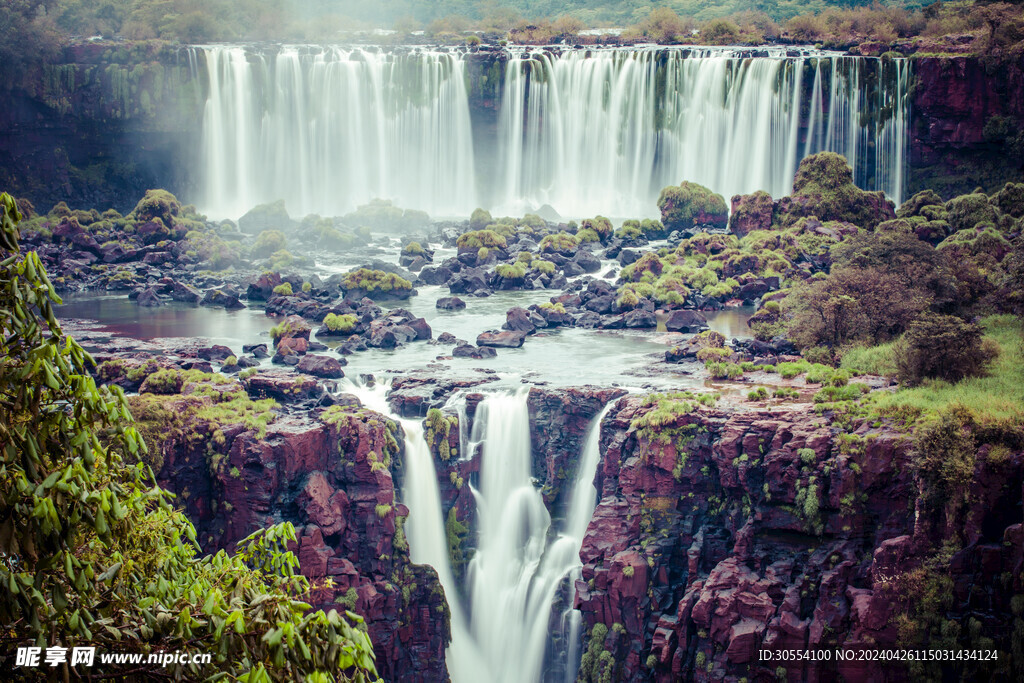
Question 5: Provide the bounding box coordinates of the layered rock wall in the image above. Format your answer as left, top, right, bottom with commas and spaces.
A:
575, 397, 1024, 681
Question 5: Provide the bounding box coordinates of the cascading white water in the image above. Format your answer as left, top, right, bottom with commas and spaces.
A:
339, 379, 615, 681
198, 46, 478, 219
196, 45, 909, 220
494, 48, 910, 217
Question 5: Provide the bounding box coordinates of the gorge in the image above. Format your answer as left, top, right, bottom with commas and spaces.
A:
1, 27, 1023, 683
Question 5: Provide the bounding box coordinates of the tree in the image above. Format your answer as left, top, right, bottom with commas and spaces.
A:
894, 312, 999, 386
782, 266, 929, 350
0, 193, 379, 681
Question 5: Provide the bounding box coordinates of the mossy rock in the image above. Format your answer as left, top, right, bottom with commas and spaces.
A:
456, 229, 507, 251
539, 232, 580, 255
775, 152, 895, 230
469, 208, 493, 230
251, 230, 287, 259
130, 189, 181, 226
937, 225, 1012, 261
658, 181, 728, 232
728, 190, 774, 237
239, 200, 295, 233
897, 189, 945, 219
993, 182, 1024, 219
945, 192, 999, 233
580, 216, 613, 242
341, 268, 413, 299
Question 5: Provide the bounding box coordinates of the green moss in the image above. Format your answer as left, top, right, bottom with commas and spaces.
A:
469, 208, 492, 230
496, 262, 527, 279
251, 230, 287, 259
323, 313, 357, 333
539, 232, 580, 254
272, 282, 293, 296
341, 268, 412, 295
657, 181, 728, 231
403, 241, 425, 254
532, 259, 556, 275
456, 229, 506, 250
446, 507, 469, 571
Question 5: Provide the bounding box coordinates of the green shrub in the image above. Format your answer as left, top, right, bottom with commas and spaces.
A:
341, 268, 413, 295
457, 229, 506, 250
252, 230, 286, 258
895, 313, 999, 386
707, 361, 743, 380
532, 259, 556, 275
496, 262, 527, 279
323, 313, 357, 333
272, 282, 293, 296
539, 232, 580, 254
747, 387, 769, 401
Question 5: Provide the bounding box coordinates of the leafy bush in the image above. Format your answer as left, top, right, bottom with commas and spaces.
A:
273, 282, 293, 296
341, 268, 413, 295
539, 232, 580, 254
0, 193, 378, 682
895, 313, 1000, 386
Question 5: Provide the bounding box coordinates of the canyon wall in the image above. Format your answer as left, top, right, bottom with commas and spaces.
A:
3, 44, 1023, 214
139, 391, 452, 682
573, 396, 1024, 681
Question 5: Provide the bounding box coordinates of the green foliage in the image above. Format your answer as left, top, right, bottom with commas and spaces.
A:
252, 230, 287, 259
657, 181, 728, 231
707, 361, 743, 380
273, 281, 294, 296
539, 231, 580, 254
425, 408, 457, 461
402, 241, 424, 254
895, 313, 999, 386
532, 259, 556, 275
469, 208, 492, 231
456, 229, 506, 250
747, 386, 769, 401
496, 261, 527, 279
446, 507, 469, 572
840, 341, 899, 376
324, 313, 358, 333
341, 268, 413, 295
0, 193, 378, 681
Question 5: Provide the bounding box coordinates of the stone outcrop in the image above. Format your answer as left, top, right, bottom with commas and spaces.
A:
139, 390, 451, 682
574, 397, 1024, 682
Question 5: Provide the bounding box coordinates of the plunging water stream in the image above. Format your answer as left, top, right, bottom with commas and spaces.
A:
195, 45, 910, 219
341, 378, 616, 682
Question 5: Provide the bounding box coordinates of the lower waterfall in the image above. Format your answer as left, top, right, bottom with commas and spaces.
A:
341, 379, 613, 682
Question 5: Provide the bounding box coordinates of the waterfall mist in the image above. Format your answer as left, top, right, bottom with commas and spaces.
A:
195, 45, 909, 220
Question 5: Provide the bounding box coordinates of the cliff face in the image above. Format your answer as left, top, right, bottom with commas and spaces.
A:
0, 42, 204, 212
575, 397, 1023, 681
4, 45, 1024, 213
146, 397, 451, 683
910, 55, 1024, 198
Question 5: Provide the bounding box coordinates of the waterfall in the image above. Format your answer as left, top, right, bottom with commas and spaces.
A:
493, 48, 910, 216
197, 46, 478, 219
195, 45, 909, 220
339, 378, 615, 681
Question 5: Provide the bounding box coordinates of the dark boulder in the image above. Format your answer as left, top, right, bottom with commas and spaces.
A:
297, 354, 345, 379
436, 296, 466, 311
664, 310, 709, 333
477, 330, 527, 348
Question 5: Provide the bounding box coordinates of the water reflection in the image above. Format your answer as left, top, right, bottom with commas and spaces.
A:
56, 294, 276, 348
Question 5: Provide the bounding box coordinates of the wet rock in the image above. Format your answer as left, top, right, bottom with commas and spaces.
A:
504, 306, 543, 334
197, 345, 234, 362
476, 330, 527, 348
436, 296, 466, 311
574, 250, 602, 274
664, 310, 708, 333
201, 288, 245, 309
241, 370, 320, 401
453, 344, 498, 359
623, 309, 656, 328
244, 343, 269, 359
171, 281, 202, 304
136, 286, 163, 307
297, 354, 345, 379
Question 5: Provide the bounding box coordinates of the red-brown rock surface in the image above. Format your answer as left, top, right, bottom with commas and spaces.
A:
575, 396, 1024, 682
